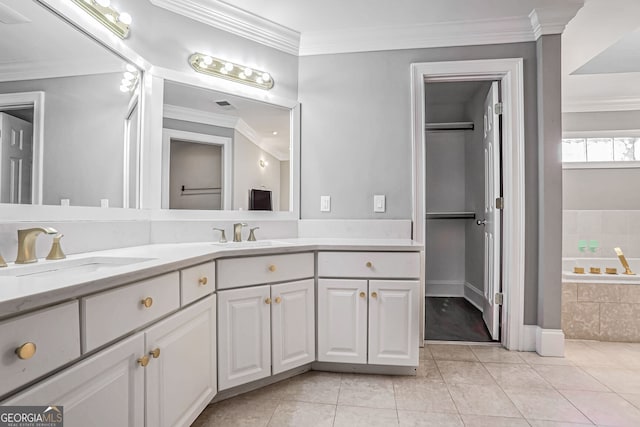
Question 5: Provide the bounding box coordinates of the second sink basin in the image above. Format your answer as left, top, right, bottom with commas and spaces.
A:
0, 256, 155, 278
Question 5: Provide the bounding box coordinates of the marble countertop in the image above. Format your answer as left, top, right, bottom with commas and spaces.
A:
0, 238, 422, 318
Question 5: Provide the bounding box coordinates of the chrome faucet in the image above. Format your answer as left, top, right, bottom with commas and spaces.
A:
16, 227, 58, 264
233, 223, 247, 242
213, 227, 227, 243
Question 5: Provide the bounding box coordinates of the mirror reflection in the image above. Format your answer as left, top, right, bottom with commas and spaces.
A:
162, 81, 291, 211
0, 0, 140, 208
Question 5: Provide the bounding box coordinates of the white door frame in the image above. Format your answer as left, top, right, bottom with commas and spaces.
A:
411, 58, 526, 351
0, 91, 45, 205
123, 91, 141, 209
161, 129, 233, 210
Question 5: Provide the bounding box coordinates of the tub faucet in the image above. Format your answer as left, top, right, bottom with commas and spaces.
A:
614, 247, 635, 275
233, 223, 247, 242
16, 227, 58, 264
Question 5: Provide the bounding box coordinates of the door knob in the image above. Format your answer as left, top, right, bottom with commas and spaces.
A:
476, 219, 487, 226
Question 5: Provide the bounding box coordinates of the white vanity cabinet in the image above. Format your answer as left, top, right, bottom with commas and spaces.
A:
317, 251, 421, 367
218, 279, 315, 390
4, 333, 146, 427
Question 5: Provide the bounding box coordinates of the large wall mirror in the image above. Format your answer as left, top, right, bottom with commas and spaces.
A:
0, 0, 141, 208
162, 81, 292, 212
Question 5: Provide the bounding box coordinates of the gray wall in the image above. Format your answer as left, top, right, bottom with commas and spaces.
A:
563, 110, 640, 132
233, 131, 281, 211
465, 84, 491, 294
0, 73, 132, 207
280, 160, 290, 211
298, 42, 541, 325
169, 141, 222, 210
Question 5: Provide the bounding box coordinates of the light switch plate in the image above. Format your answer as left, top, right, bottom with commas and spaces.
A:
320, 196, 331, 212
374, 195, 386, 213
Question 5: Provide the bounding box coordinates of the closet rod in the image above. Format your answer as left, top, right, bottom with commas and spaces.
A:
426, 212, 476, 220
425, 122, 474, 131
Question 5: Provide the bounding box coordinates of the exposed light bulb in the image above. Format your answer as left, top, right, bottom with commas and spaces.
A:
120, 85, 130, 92
261, 72, 271, 82
272, 131, 278, 136
118, 12, 132, 25
123, 71, 135, 81
224, 62, 234, 71
220, 68, 228, 75
125, 64, 137, 73
244, 67, 253, 77
239, 72, 246, 79
121, 78, 131, 86
95, 0, 110, 7
256, 77, 264, 84
202, 56, 213, 66
198, 60, 208, 68
105, 13, 116, 23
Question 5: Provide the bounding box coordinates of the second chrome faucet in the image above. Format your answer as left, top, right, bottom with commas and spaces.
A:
16, 227, 58, 264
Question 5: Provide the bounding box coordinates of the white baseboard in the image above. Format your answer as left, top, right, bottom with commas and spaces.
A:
425, 281, 464, 297
536, 328, 565, 357
464, 282, 484, 311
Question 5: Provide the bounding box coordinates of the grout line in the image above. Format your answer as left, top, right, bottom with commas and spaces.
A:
554, 388, 598, 425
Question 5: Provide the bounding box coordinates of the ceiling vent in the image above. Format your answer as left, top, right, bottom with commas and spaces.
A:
0, 2, 31, 24
214, 100, 236, 111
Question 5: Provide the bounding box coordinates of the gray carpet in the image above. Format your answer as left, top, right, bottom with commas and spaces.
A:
425, 297, 495, 342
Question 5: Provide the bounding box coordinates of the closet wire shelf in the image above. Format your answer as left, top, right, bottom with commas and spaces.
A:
425, 122, 474, 131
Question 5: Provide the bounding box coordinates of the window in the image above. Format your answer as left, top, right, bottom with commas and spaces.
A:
562, 137, 640, 163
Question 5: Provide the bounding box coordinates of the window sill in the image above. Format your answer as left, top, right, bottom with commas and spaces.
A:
563, 161, 640, 170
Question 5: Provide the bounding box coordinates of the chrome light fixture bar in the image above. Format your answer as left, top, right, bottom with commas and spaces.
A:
70, 0, 131, 39
189, 53, 274, 90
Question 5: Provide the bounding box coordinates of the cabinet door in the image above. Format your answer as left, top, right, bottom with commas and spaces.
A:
368, 280, 420, 366
317, 279, 368, 364
272, 279, 315, 374
145, 295, 216, 427
218, 285, 271, 390
2, 333, 145, 427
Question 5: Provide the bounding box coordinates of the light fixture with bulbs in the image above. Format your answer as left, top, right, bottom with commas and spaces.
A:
120, 64, 140, 92
70, 0, 132, 39
189, 53, 274, 90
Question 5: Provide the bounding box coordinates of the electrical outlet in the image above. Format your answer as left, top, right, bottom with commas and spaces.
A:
320, 196, 331, 212
374, 195, 386, 213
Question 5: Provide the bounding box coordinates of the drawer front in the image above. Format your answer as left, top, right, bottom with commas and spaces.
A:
181, 261, 215, 306
217, 253, 314, 290
318, 252, 420, 279
82, 272, 180, 353
0, 301, 80, 397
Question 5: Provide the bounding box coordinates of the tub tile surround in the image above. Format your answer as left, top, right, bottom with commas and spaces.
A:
563, 210, 640, 258
562, 282, 640, 341
193, 341, 640, 427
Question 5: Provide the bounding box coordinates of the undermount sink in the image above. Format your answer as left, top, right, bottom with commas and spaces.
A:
0, 256, 155, 278
211, 240, 290, 248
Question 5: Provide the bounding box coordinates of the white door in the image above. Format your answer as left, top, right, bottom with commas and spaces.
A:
368, 280, 420, 366
145, 295, 216, 427
3, 333, 144, 427
218, 285, 271, 390
0, 112, 33, 204
317, 279, 367, 364
481, 81, 502, 340
271, 279, 315, 374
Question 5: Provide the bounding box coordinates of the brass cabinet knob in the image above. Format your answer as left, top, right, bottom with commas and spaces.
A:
274, 297, 282, 304
15, 342, 37, 360
138, 355, 150, 367
198, 276, 208, 286
141, 297, 153, 308
265, 297, 272, 305
268, 265, 277, 272
359, 292, 366, 298
366, 262, 373, 268
371, 292, 378, 299
149, 348, 161, 359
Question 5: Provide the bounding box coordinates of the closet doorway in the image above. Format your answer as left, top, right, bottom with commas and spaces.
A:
411, 58, 527, 351
424, 81, 501, 342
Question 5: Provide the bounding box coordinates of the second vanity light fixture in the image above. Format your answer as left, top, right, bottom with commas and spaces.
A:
189, 53, 274, 90
70, 0, 132, 39
120, 64, 140, 92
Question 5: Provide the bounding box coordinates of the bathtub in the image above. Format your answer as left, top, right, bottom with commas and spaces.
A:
562, 257, 640, 283
562, 257, 640, 342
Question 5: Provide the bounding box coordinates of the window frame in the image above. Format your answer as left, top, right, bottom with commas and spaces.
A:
562, 130, 640, 169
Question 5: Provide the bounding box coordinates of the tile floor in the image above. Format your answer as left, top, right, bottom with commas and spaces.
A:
192, 340, 640, 427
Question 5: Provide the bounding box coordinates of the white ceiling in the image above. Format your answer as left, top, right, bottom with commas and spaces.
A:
0, 0, 125, 81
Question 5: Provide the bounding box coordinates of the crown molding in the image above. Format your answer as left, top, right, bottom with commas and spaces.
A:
163, 104, 288, 160
563, 96, 640, 113
299, 16, 537, 56
149, 0, 300, 55
0, 57, 123, 83
529, 1, 584, 40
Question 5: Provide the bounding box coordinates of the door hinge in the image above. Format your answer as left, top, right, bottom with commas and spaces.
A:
495, 197, 504, 210
494, 293, 504, 305
495, 102, 503, 115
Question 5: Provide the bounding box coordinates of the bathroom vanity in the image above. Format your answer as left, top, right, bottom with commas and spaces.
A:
0, 239, 421, 427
